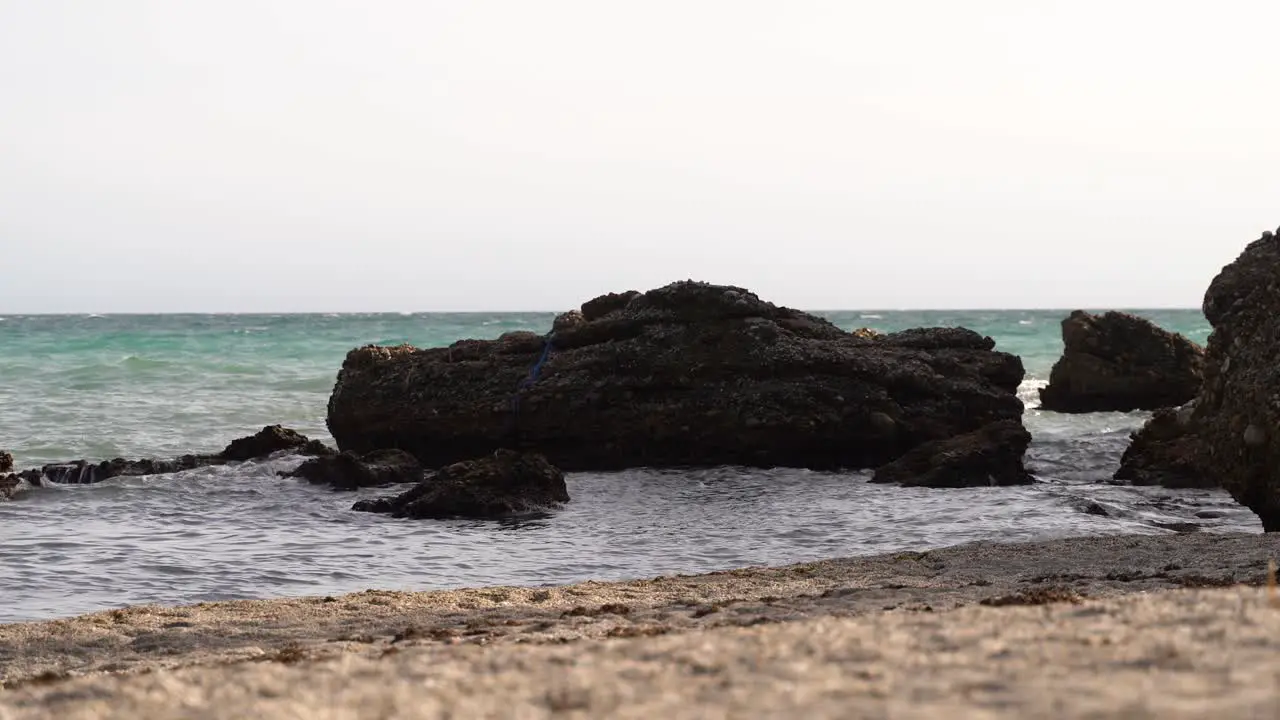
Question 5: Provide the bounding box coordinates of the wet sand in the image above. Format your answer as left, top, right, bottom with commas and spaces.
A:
3, 533, 1279, 719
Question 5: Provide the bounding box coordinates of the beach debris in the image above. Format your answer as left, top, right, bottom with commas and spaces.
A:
327, 280, 1027, 472
1038, 310, 1204, 413
352, 449, 568, 519
869, 420, 1034, 488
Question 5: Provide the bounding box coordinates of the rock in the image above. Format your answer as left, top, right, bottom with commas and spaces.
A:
219, 425, 331, 462
849, 327, 881, 340
327, 280, 1026, 471
0, 474, 17, 501
0, 451, 11, 473
551, 310, 587, 334
869, 420, 1034, 488
280, 449, 423, 490
580, 290, 640, 322
1113, 406, 1214, 489
1185, 232, 1280, 529
352, 449, 568, 519
1038, 310, 1204, 413
6, 426, 334, 488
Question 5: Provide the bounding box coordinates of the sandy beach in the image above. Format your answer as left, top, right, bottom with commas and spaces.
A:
3, 532, 1279, 719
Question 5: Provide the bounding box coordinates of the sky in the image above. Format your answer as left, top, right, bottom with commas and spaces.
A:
2, 1, 1278, 313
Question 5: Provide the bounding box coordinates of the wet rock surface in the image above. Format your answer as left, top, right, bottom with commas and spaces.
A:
353, 450, 568, 519
870, 420, 1034, 488
4, 426, 334, 492
281, 449, 423, 491
1039, 310, 1203, 413
327, 281, 1025, 471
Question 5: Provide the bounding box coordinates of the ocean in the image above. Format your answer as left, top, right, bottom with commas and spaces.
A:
0, 310, 1254, 624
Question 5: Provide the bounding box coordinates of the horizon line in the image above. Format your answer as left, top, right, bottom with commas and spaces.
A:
0, 306, 1204, 317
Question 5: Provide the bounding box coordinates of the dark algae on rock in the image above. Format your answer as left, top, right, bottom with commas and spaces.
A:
1038, 310, 1203, 413
327, 281, 1026, 472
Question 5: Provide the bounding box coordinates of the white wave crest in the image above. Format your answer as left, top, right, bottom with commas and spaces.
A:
1018, 379, 1048, 409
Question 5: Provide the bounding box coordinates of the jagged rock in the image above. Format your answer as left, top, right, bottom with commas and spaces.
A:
352, 450, 568, 519
1113, 405, 1214, 489
220, 425, 331, 461
869, 420, 1034, 488
1038, 311, 1204, 413
280, 449, 423, 490
327, 281, 1026, 471
0, 451, 12, 473
8, 426, 334, 488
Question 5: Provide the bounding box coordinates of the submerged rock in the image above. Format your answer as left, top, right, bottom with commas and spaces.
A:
281, 449, 423, 490
352, 449, 568, 519
9, 426, 335, 488
869, 420, 1034, 488
1038, 310, 1204, 413
327, 281, 1026, 471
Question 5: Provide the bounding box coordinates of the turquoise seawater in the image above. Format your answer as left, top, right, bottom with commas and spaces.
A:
1, 309, 1252, 624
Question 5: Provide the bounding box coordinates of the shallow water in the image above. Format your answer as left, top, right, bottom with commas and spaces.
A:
1, 309, 1250, 624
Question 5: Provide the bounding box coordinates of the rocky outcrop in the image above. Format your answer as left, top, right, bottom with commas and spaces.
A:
0, 451, 12, 474
327, 281, 1025, 472
1112, 228, 1280, 527
9, 426, 334, 488
353, 450, 568, 519
1180, 230, 1280, 529
1113, 404, 1212, 489
869, 420, 1034, 488
1038, 311, 1204, 413
280, 449, 423, 490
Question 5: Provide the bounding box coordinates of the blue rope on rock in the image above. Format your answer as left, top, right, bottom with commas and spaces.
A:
505, 332, 555, 442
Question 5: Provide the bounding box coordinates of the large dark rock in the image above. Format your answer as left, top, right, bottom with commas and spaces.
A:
353, 450, 568, 519
1183, 230, 1280, 529
281, 449, 423, 490
869, 420, 1034, 488
1038, 310, 1204, 413
327, 281, 1026, 471
1113, 404, 1213, 489
8, 426, 334, 488
1113, 228, 1280, 527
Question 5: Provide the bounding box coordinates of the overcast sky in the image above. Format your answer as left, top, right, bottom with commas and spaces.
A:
2, 1, 1277, 313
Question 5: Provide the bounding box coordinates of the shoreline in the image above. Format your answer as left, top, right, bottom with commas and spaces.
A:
4, 532, 1280, 718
